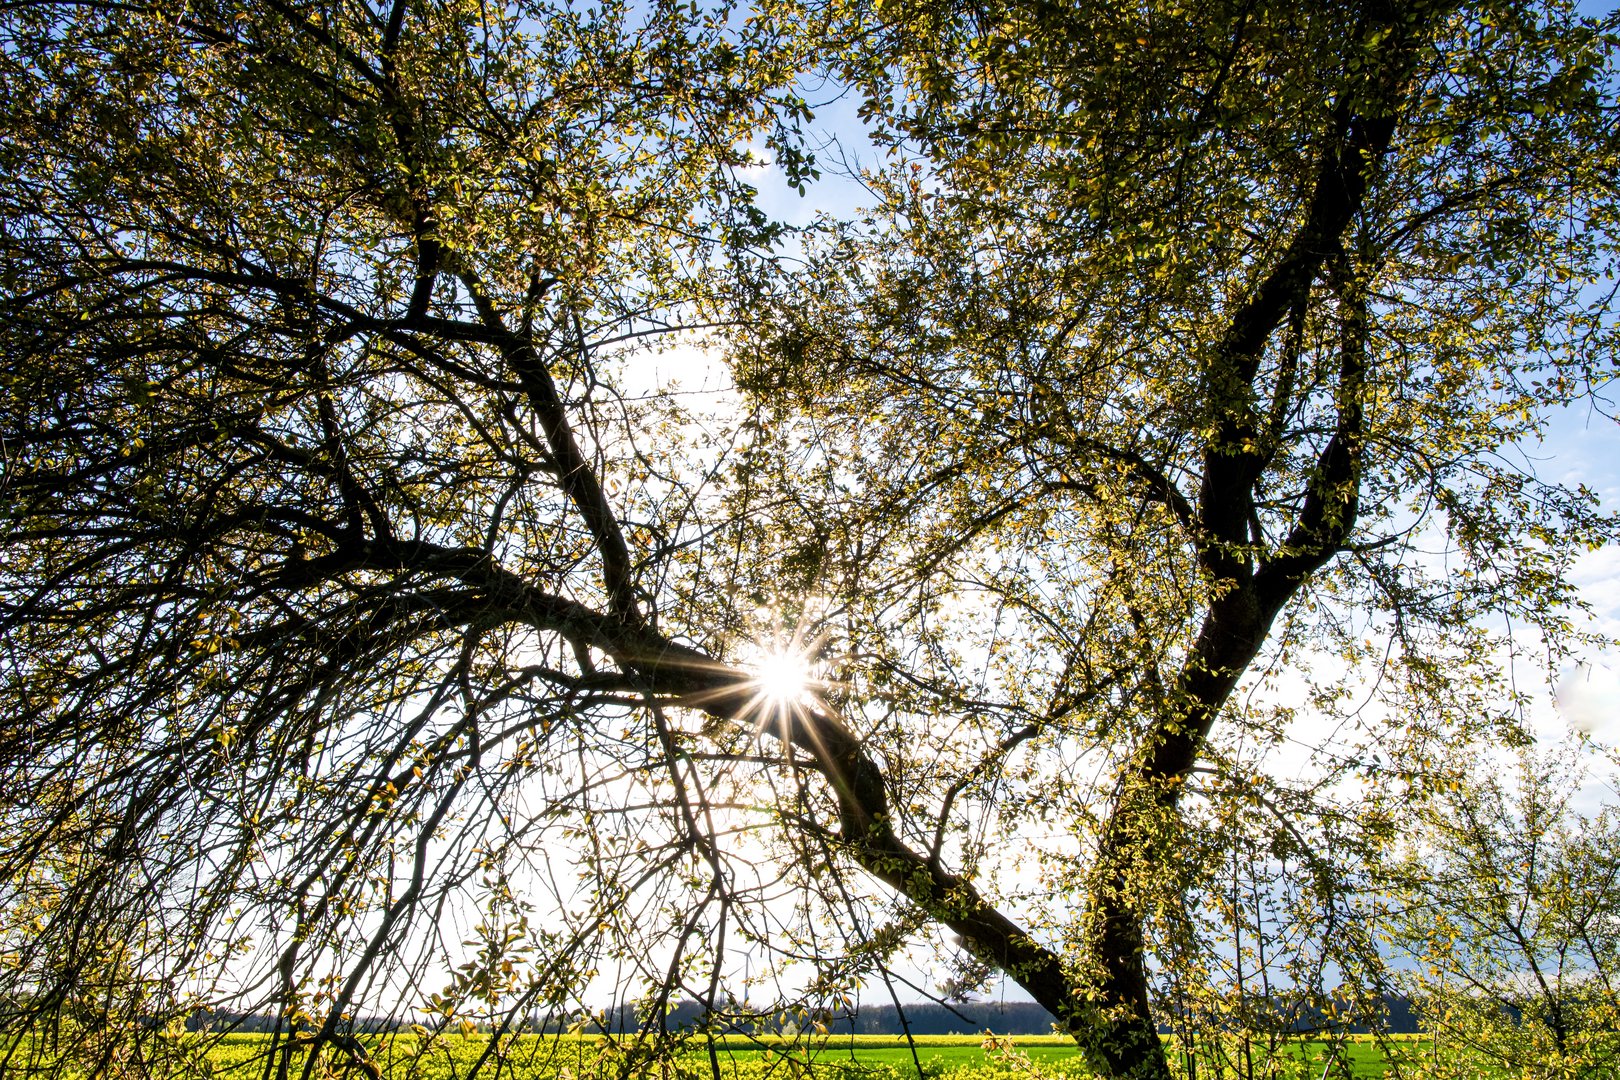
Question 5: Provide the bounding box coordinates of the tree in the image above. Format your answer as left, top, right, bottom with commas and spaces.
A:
1, 0, 816, 1075
733, 0, 1620, 1073
0, 3, 1616, 1080
1394, 746, 1620, 1079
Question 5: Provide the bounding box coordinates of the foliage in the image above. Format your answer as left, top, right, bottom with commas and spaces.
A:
1, 0, 1619, 1079
1393, 746, 1620, 1079
729, 0, 1620, 1074
0, 0, 810, 1073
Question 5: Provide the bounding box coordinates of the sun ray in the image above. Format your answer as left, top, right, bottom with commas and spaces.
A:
752, 647, 814, 709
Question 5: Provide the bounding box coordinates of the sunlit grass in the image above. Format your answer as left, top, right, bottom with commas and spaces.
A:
1, 1030, 1444, 1078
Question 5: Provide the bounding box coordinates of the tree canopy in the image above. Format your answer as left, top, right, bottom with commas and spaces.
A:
2, 1, 1618, 1078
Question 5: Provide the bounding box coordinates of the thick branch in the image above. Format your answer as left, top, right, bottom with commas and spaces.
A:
459, 275, 648, 627
1256, 263, 1368, 606
292, 534, 1090, 1049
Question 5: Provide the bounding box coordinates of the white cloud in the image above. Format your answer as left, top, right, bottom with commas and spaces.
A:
1556, 660, 1620, 736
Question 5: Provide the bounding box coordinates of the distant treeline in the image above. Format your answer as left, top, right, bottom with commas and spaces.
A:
562, 999, 1062, 1036
189, 994, 1421, 1038
186, 1010, 400, 1034
570, 995, 1421, 1037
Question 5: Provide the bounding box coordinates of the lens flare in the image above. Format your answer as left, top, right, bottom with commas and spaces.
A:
752, 647, 813, 707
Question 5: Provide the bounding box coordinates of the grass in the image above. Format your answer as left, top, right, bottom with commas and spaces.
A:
2, 1030, 1442, 1079
693, 1034, 1094, 1075
1163, 1033, 1433, 1079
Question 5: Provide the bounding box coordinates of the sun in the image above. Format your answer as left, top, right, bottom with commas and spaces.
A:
740, 600, 834, 724
751, 646, 814, 709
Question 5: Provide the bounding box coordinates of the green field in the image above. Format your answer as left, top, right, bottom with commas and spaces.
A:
195, 1032, 1099, 1080
0, 1031, 1440, 1080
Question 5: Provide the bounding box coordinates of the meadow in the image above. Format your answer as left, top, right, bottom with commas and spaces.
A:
137, 1031, 1431, 1080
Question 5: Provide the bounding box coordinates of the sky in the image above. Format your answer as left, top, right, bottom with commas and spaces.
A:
778, 56, 1620, 725
648, 42, 1620, 1007
591, 3, 1620, 1018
